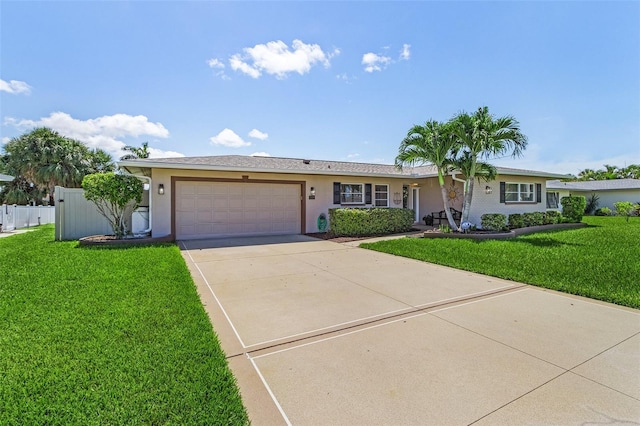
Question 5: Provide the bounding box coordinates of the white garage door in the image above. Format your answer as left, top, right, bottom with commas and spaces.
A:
175, 181, 301, 239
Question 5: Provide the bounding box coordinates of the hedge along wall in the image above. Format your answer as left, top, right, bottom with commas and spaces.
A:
329, 208, 414, 236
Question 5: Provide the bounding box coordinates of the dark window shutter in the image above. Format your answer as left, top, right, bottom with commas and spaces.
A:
365, 184, 372, 204
499, 182, 506, 203
333, 182, 341, 204
536, 183, 542, 203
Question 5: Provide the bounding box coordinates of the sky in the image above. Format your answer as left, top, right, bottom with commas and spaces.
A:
1, 1, 639, 175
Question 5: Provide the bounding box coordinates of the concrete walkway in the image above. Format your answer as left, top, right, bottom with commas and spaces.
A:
180, 235, 640, 425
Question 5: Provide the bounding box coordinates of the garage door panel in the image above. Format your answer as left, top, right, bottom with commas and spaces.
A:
175, 181, 301, 239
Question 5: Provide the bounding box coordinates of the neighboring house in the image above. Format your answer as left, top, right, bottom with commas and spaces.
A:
119, 155, 567, 240
546, 179, 640, 211
0, 174, 14, 197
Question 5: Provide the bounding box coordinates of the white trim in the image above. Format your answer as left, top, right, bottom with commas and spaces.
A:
412, 187, 420, 222
374, 184, 389, 207
505, 182, 535, 203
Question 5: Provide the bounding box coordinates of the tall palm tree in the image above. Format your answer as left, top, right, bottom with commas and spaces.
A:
120, 142, 150, 160
450, 151, 497, 216
395, 120, 459, 231
451, 107, 528, 223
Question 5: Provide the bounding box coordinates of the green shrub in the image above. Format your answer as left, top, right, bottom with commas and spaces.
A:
544, 210, 562, 224
328, 208, 414, 236
561, 195, 586, 223
523, 212, 545, 227
594, 207, 612, 216
481, 213, 507, 231
614, 201, 639, 222
508, 213, 524, 229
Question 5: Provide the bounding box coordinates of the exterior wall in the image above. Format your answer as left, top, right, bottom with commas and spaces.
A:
415, 176, 464, 224
548, 188, 640, 212
150, 168, 411, 237
468, 175, 548, 227
148, 168, 557, 235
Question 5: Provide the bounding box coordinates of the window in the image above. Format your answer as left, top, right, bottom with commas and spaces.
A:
374, 184, 389, 207
505, 183, 535, 202
546, 191, 559, 209
340, 183, 363, 204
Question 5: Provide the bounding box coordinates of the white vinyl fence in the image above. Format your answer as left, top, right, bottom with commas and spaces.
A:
54, 186, 114, 241
0, 204, 56, 232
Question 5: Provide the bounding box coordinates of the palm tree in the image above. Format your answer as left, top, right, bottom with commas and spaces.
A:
450, 150, 497, 215
120, 142, 150, 160
451, 107, 528, 223
396, 120, 459, 231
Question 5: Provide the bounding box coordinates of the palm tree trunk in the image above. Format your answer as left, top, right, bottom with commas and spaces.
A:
440, 184, 459, 231
461, 178, 474, 223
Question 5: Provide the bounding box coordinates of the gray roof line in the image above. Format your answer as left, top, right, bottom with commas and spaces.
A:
119, 155, 568, 179
546, 178, 640, 191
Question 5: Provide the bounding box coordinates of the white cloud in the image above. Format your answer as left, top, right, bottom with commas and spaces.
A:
362, 52, 391, 73
0, 79, 32, 95
207, 58, 225, 69
210, 128, 251, 148
147, 147, 184, 159
248, 128, 268, 140
2, 137, 10, 144
400, 44, 411, 60
251, 152, 271, 157
207, 58, 231, 80
346, 153, 360, 159
3, 111, 177, 159
228, 39, 339, 79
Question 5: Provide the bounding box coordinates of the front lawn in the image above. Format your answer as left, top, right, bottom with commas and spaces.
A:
362, 216, 640, 309
0, 225, 248, 424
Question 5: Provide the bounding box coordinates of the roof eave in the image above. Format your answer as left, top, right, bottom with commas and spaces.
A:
117, 160, 433, 179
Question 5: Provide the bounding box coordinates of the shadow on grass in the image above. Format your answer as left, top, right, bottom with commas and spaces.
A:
510, 237, 584, 248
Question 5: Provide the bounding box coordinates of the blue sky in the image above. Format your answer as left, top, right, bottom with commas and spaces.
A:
1, 1, 638, 175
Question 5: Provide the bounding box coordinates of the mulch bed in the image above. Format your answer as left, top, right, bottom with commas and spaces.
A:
305, 228, 423, 243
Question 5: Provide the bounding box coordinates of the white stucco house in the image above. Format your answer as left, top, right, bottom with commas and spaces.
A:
546, 179, 640, 211
119, 155, 568, 240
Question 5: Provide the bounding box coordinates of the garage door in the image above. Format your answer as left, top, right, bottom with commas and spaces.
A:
175, 181, 301, 239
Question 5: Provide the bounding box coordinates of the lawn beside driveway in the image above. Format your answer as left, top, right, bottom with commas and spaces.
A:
0, 225, 248, 424
362, 216, 640, 309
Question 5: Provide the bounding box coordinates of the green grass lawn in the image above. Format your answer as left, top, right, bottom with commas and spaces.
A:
0, 225, 248, 425
362, 216, 640, 309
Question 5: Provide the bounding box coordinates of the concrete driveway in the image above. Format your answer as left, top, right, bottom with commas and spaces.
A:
180, 235, 640, 425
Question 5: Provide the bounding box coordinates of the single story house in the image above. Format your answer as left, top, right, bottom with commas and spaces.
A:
0, 173, 14, 194
546, 179, 640, 211
119, 155, 567, 240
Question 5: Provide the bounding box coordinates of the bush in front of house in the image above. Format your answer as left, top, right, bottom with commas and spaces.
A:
614, 201, 640, 222
561, 195, 587, 223
328, 208, 414, 236
544, 210, 562, 224
523, 212, 545, 227
594, 207, 612, 216
508, 213, 524, 229
481, 213, 507, 231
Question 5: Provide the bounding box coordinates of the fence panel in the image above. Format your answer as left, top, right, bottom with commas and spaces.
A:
0, 204, 16, 231
0, 205, 56, 232
55, 186, 114, 241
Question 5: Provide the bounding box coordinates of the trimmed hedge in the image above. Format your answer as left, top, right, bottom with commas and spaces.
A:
481, 213, 507, 231
561, 195, 586, 223
523, 212, 545, 227
544, 210, 562, 224
508, 213, 524, 229
329, 208, 414, 237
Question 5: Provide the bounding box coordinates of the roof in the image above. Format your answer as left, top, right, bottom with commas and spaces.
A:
546, 179, 640, 191
119, 155, 568, 179
0, 173, 14, 182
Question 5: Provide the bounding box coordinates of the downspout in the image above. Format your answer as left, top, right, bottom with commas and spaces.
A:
122, 172, 152, 235
449, 171, 466, 195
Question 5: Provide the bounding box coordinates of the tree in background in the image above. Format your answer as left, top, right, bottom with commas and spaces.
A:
576, 164, 640, 180
82, 173, 143, 239
120, 142, 150, 160
1, 127, 114, 205
396, 120, 459, 231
